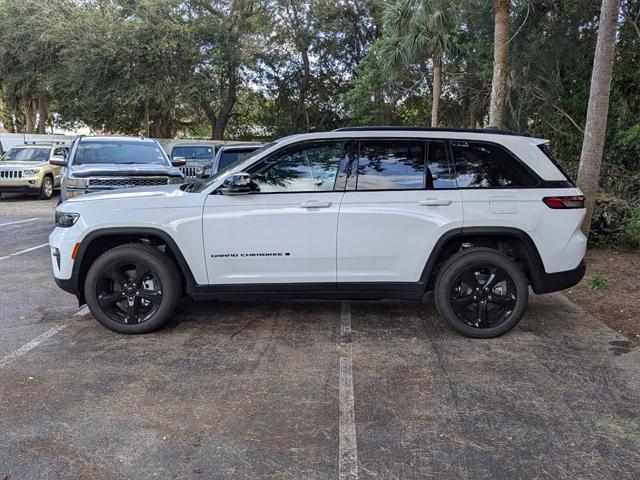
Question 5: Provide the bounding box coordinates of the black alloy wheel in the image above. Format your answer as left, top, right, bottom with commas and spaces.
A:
449, 265, 517, 329
85, 244, 180, 333
434, 248, 529, 338
95, 261, 163, 325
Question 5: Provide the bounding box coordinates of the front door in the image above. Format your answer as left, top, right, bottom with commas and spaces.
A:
337, 138, 463, 284
203, 140, 347, 285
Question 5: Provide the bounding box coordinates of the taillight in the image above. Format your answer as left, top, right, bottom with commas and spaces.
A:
542, 195, 585, 209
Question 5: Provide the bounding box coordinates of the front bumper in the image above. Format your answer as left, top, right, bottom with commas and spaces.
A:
0, 178, 42, 194
531, 260, 586, 294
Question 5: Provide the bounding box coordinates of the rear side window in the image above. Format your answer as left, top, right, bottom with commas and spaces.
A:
450, 141, 538, 188
356, 140, 425, 190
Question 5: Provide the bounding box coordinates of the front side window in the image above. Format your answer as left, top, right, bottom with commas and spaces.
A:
451, 141, 538, 188
249, 141, 343, 193
73, 141, 169, 165
356, 140, 425, 190
1, 148, 50, 162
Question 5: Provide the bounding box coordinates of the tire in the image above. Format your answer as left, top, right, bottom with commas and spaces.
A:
434, 247, 529, 338
39, 175, 54, 200
84, 244, 181, 333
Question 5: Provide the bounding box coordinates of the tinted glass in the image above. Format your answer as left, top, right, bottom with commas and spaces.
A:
172, 146, 215, 160
356, 140, 425, 190
250, 142, 343, 193
218, 149, 258, 171
73, 141, 169, 165
1, 148, 50, 162
427, 141, 455, 189
451, 141, 538, 188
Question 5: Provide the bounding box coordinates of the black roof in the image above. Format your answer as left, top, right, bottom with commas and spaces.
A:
333, 126, 520, 136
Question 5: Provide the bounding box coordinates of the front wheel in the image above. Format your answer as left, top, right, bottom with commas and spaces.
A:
39, 175, 54, 200
434, 248, 529, 338
84, 244, 181, 333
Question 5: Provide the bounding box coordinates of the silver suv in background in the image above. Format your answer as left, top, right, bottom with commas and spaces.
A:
169, 143, 221, 180
55, 136, 185, 201
0, 143, 68, 200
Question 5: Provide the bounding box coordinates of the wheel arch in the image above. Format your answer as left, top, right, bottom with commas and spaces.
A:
421, 227, 547, 292
73, 227, 197, 303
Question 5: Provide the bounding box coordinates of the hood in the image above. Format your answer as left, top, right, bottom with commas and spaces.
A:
71, 163, 183, 178
0, 161, 49, 169
67, 184, 186, 203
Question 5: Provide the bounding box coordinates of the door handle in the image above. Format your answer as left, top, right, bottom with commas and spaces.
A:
298, 200, 332, 209
419, 198, 452, 206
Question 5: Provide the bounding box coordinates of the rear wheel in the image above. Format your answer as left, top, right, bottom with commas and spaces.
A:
84, 244, 180, 333
39, 175, 54, 200
434, 248, 529, 338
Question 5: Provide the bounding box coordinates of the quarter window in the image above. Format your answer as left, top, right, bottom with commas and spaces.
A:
250, 141, 343, 193
356, 140, 425, 190
450, 141, 538, 188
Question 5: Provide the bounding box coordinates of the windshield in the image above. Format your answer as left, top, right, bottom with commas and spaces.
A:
1, 147, 50, 162
191, 142, 276, 193
218, 149, 260, 171
73, 141, 169, 165
172, 146, 215, 160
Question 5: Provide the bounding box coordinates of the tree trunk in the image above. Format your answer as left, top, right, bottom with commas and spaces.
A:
489, 0, 510, 128
295, 48, 311, 132
576, 0, 621, 234
37, 94, 47, 134
211, 72, 238, 140
431, 56, 441, 127
22, 98, 36, 134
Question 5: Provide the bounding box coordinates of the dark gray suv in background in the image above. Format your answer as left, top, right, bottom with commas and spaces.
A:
54, 136, 185, 201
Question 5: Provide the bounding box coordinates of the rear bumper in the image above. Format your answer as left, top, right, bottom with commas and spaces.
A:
531, 260, 586, 294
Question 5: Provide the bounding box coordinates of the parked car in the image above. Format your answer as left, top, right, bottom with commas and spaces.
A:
170, 143, 220, 180
0, 143, 68, 199
50, 127, 586, 337
213, 144, 263, 174
54, 136, 185, 201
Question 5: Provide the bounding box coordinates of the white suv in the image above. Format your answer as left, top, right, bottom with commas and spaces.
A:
50, 127, 587, 338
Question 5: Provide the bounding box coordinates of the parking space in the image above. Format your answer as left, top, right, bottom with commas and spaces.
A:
1, 196, 639, 479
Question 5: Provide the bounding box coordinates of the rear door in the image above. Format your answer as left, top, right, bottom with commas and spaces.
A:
337, 138, 463, 284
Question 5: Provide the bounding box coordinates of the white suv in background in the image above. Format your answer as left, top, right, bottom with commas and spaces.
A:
50, 127, 586, 338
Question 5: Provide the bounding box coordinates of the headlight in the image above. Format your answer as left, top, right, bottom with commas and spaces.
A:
23, 168, 41, 176
67, 178, 89, 188
168, 176, 185, 184
55, 211, 80, 228
195, 166, 204, 175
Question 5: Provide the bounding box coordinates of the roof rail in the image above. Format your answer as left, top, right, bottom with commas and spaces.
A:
23, 140, 69, 146
333, 126, 520, 136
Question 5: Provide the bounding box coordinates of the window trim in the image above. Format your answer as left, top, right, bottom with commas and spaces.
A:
448, 139, 545, 190
241, 139, 349, 195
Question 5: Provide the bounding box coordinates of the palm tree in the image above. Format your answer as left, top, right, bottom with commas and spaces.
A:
576, 0, 621, 233
380, 0, 455, 127
489, 0, 510, 127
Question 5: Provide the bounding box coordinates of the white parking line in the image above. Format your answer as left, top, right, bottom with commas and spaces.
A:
339, 302, 358, 480
0, 217, 40, 228
0, 324, 66, 369
0, 243, 49, 261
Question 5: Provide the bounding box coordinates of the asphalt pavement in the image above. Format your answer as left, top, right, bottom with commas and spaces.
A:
1, 192, 639, 480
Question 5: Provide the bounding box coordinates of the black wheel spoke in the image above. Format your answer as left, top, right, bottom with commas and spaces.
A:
132, 265, 150, 286
105, 266, 127, 287
97, 291, 121, 308
125, 297, 140, 324
460, 270, 480, 288
489, 293, 516, 309
453, 294, 475, 307
139, 289, 162, 305
475, 300, 489, 328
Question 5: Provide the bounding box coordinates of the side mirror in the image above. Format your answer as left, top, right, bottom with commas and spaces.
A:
171, 156, 186, 167
220, 172, 251, 195
50, 156, 67, 167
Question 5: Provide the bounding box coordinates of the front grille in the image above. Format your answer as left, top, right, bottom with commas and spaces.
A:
0, 170, 23, 179
179, 166, 200, 179
88, 177, 170, 188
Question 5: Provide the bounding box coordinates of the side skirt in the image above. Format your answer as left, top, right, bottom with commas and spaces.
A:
189, 282, 427, 302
